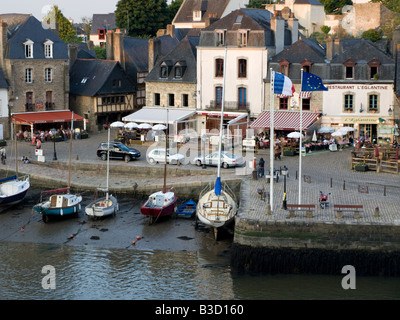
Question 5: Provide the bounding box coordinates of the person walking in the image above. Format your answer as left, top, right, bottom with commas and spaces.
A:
274, 144, 281, 160
258, 157, 265, 177
1, 147, 6, 165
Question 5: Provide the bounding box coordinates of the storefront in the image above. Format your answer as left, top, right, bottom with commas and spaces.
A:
196, 111, 249, 137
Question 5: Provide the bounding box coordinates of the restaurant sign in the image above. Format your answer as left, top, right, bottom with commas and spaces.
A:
342, 117, 379, 124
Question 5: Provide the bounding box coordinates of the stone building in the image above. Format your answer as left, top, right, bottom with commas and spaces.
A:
0, 14, 69, 138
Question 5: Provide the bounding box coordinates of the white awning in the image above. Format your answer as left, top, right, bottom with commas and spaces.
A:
227, 113, 248, 125
122, 107, 197, 124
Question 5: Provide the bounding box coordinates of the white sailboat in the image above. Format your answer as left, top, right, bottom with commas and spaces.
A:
85, 121, 122, 219
196, 46, 238, 240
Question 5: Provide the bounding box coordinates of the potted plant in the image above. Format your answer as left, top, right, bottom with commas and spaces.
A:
354, 162, 368, 171
80, 130, 89, 139
0, 139, 6, 146
283, 147, 296, 156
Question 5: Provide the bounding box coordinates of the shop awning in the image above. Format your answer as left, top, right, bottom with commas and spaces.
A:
122, 107, 197, 124
12, 110, 84, 125
250, 110, 319, 131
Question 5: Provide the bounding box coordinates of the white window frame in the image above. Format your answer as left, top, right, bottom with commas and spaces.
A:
238, 30, 249, 47
45, 68, 53, 83
25, 68, 33, 83
24, 39, 34, 58
216, 30, 226, 45
44, 40, 54, 58
193, 11, 202, 22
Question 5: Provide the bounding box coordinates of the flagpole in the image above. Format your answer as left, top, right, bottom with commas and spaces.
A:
270, 68, 275, 211
298, 69, 303, 205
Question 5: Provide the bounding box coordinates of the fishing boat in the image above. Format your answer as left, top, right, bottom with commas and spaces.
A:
0, 119, 30, 206
33, 113, 82, 222
85, 122, 122, 219
176, 199, 196, 219
195, 47, 238, 240
141, 109, 177, 224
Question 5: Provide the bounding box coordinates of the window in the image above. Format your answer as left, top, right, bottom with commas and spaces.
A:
216, 30, 225, 45
238, 87, 246, 110
279, 59, 290, 76
182, 94, 189, 107
279, 98, 288, 110
160, 66, 168, 78
24, 40, 34, 58
344, 94, 353, 112
193, 11, 202, 21
25, 68, 33, 83
368, 58, 380, 79
98, 29, 106, 40
302, 98, 310, 111
238, 30, 248, 46
301, 60, 312, 73
44, 40, 53, 58
45, 68, 52, 83
81, 77, 88, 84
215, 86, 223, 108
368, 94, 378, 112
344, 58, 355, 79
175, 67, 182, 78
113, 79, 122, 87
345, 66, 353, 79
154, 93, 160, 106
238, 59, 247, 78
168, 94, 175, 107
46, 91, 53, 109
215, 59, 223, 77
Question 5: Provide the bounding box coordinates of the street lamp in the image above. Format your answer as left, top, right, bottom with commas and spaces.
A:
282, 165, 288, 210
52, 135, 57, 161
201, 133, 207, 169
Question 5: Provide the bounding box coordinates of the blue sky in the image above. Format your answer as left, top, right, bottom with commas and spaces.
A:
0, 0, 119, 23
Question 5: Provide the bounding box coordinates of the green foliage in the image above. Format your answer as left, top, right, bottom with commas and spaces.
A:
94, 46, 107, 60
45, 5, 77, 43
320, 25, 331, 35
115, 0, 170, 38
361, 29, 382, 42
370, 0, 400, 14
246, 0, 269, 9
319, 0, 352, 14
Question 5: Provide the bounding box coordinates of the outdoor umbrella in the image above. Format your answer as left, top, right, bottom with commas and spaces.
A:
125, 122, 138, 130
152, 124, 167, 131
339, 127, 355, 133
312, 130, 317, 142
138, 123, 153, 130
331, 131, 343, 137
318, 127, 334, 133
110, 121, 125, 128
287, 132, 303, 139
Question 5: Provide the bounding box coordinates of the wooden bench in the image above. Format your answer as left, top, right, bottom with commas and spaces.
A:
286, 204, 315, 218
333, 204, 363, 219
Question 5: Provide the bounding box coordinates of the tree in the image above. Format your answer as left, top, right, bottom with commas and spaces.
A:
246, 0, 269, 9
43, 5, 78, 43
319, 0, 352, 14
370, 0, 400, 14
362, 29, 382, 42
167, 0, 183, 22
115, 0, 169, 38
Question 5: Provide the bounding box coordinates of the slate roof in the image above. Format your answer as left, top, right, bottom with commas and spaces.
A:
173, 0, 230, 24
90, 13, 116, 34
270, 39, 326, 63
330, 38, 394, 65
4, 15, 68, 60
69, 59, 135, 97
275, 0, 323, 5
145, 36, 199, 83
0, 69, 9, 89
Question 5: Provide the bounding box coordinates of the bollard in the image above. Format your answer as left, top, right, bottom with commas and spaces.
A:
266, 203, 271, 216
330, 177, 332, 188
374, 207, 380, 217
384, 186, 386, 196
343, 180, 346, 190
76, 154, 79, 161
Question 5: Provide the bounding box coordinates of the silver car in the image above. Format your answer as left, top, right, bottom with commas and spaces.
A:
147, 148, 184, 165
192, 151, 245, 169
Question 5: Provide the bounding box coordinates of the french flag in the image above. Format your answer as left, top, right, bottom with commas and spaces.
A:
274, 72, 295, 97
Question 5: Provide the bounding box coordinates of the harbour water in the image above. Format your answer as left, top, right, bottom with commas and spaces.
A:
0, 192, 399, 300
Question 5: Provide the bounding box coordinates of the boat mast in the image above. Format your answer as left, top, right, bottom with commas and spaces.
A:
163, 108, 169, 193
68, 113, 74, 189
14, 118, 18, 176
106, 126, 110, 200
217, 46, 228, 180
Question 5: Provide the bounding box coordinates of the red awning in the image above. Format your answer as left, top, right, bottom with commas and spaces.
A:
12, 110, 84, 125
250, 110, 319, 131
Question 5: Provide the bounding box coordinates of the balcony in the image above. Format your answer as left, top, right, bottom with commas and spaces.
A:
25, 103, 35, 112
207, 100, 249, 112
45, 102, 55, 110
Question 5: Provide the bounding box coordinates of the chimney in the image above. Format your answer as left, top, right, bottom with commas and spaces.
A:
271, 12, 285, 55
166, 24, 175, 38
148, 37, 161, 72
326, 37, 334, 60
393, 25, 400, 58
0, 20, 8, 69
68, 44, 78, 67
287, 13, 298, 44
106, 30, 125, 69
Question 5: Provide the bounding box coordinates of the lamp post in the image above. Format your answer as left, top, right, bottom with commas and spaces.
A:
282, 165, 288, 210
52, 135, 57, 161
201, 133, 207, 169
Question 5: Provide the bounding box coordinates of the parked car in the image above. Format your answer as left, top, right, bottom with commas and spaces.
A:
192, 151, 245, 168
96, 142, 141, 162
147, 148, 184, 165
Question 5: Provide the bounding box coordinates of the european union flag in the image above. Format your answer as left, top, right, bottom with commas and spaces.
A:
302, 72, 328, 91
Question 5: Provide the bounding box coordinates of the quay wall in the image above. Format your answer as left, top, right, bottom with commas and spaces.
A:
232, 178, 400, 276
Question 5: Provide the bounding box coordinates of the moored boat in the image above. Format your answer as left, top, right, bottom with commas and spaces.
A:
141, 190, 177, 224
0, 175, 30, 206
176, 199, 196, 218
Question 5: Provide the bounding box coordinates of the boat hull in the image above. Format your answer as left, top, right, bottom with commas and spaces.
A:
85, 195, 118, 218
34, 194, 83, 221
0, 176, 30, 206
176, 199, 196, 218
140, 191, 177, 218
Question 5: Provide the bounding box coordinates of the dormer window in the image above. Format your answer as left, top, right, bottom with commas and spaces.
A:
216, 30, 226, 46
368, 58, 380, 80
174, 61, 186, 79
238, 30, 249, 47
279, 59, 290, 76
160, 61, 172, 78
193, 11, 202, 21
24, 39, 34, 58
344, 58, 355, 79
301, 59, 312, 74
44, 40, 54, 58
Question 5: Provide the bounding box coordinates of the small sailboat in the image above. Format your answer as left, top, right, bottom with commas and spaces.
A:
85, 121, 123, 219
33, 113, 82, 222
141, 109, 177, 224
195, 46, 238, 240
0, 119, 30, 206
176, 199, 196, 219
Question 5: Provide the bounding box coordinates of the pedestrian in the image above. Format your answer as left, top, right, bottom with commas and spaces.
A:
1, 147, 6, 165
258, 157, 265, 177
274, 144, 281, 160
36, 139, 42, 149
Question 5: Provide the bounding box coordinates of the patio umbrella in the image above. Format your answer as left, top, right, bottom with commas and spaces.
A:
110, 121, 125, 128
138, 123, 153, 130
312, 130, 317, 142
287, 131, 303, 139
152, 124, 167, 131
338, 127, 354, 134
318, 127, 334, 134
331, 131, 343, 137
125, 122, 138, 130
